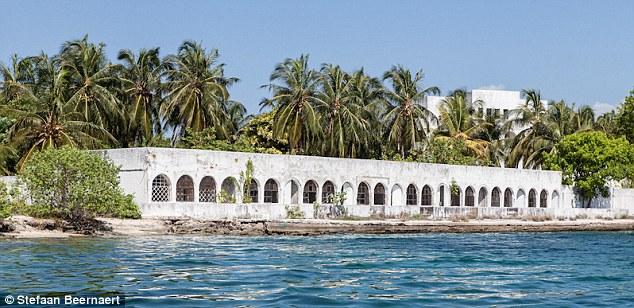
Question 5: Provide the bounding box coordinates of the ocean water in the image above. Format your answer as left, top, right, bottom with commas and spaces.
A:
1, 232, 633, 307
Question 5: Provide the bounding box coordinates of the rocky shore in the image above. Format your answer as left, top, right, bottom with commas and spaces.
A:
1, 215, 634, 238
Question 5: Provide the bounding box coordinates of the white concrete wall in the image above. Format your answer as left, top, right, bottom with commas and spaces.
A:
99, 147, 563, 212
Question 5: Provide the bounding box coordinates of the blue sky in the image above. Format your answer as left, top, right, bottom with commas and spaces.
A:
1, 0, 633, 114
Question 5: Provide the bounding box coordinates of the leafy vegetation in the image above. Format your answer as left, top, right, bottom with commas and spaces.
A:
1, 36, 634, 205
18, 147, 140, 231
544, 132, 634, 207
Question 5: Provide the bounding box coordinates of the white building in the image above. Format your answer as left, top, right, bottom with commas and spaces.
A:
98, 147, 575, 219
423, 89, 548, 132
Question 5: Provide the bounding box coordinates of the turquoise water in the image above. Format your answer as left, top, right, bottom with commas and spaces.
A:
1, 232, 633, 307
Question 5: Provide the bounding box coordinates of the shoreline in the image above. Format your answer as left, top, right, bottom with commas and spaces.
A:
1, 216, 634, 238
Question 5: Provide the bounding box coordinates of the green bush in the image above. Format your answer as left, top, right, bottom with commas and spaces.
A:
18, 147, 141, 230
0, 181, 10, 219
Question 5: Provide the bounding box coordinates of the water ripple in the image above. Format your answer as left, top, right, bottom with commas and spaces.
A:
1, 232, 633, 307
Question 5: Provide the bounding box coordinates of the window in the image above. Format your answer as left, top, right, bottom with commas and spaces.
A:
357, 183, 370, 205
491, 188, 501, 207
406, 184, 417, 205
303, 180, 318, 204
528, 189, 537, 207
504, 188, 513, 207
374, 183, 385, 205
176, 175, 194, 202
199, 176, 216, 202
243, 179, 258, 203
451, 187, 460, 206
151, 174, 170, 202
540, 190, 548, 208
421, 185, 432, 206
322, 181, 335, 204
264, 179, 278, 203
439, 185, 445, 206
465, 187, 474, 207
220, 178, 237, 203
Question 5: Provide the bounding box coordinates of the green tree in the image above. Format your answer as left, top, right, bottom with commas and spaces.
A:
162, 41, 238, 140
382, 66, 439, 158
595, 110, 618, 136
1, 55, 115, 171
615, 90, 634, 143
315, 64, 370, 157
260, 55, 320, 154
59, 36, 122, 128
117, 48, 162, 145
410, 138, 481, 166
19, 147, 140, 231
544, 131, 634, 207
435, 89, 490, 159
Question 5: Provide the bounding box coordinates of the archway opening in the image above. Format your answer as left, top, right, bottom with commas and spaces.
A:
220, 177, 238, 203
152, 174, 171, 202
465, 187, 475, 207
322, 181, 336, 204
176, 175, 194, 202
406, 184, 417, 205
421, 185, 432, 206
491, 187, 501, 207
540, 190, 548, 208
528, 189, 537, 207
264, 179, 279, 203
374, 183, 386, 205
504, 188, 513, 207
357, 183, 370, 205
303, 180, 318, 204
391, 184, 403, 206
199, 176, 216, 202
478, 187, 487, 207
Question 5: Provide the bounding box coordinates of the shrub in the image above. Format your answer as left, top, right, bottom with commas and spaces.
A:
285, 205, 304, 219
18, 147, 141, 231
0, 182, 10, 219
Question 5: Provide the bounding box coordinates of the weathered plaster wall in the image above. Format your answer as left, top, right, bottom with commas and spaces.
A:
100, 147, 564, 210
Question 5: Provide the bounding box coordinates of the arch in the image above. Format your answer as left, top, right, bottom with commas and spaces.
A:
540, 190, 548, 208
322, 181, 336, 204
151, 174, 171, 202
391, 184, 403, 206
465, 186, 475, 207
264, 179, 279, 203
243, 179, 259, 203
176, 175, 194, 202
199, 176, 216, 202
439, 184, 446, 206
516, 189, 526, 208
528, 189, 537, 207
342, 182, 354, 205
478, 187, 487, 207
283, 179, 300, 204
421, 185, 432, 206
220, 177, 238, 203
406, 184, 417, 205
374, 183, 386, 205
357, 182, 370, 205
303, 180, 318, 204
551, 190, 560, 207
503, 188, 513, 207
491, 187, 501, 207
450, 185, 462, 206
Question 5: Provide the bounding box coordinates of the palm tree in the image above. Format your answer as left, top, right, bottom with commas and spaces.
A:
382, 65, 439, 157
349, 69, 385, 158
260, 55, 320, 154
314, 64, 370, 157
117, 48, 162, 145
595, 110, 617, 136
161, 41, 238, 141
435, 90, 490, 158
506, 89, 557, 168
59, 36, 122, 127
1, 56, 115, 170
